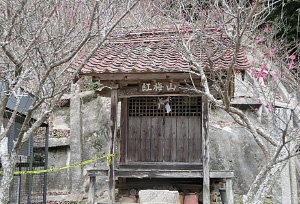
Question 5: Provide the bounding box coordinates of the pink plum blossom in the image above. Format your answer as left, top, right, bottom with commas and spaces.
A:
256, 37, 261, 43
289, 55, 296, 60
270, 72, 279, 76
214, 15, 217, 21
183, 26, 189, 34
264, 25, 269, 32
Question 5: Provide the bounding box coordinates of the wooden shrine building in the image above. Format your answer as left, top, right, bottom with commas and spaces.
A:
73, 30, 251, 204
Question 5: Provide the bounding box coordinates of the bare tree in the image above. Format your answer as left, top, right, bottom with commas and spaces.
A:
0, 0, 142, 203
1, 0, 298, 203
148, 0, 299, 203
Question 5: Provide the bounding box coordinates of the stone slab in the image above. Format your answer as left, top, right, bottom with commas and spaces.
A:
49, 137, 70, 147
139, 190, 179, 204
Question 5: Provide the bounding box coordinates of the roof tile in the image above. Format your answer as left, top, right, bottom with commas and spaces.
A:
73, 30, 251, 74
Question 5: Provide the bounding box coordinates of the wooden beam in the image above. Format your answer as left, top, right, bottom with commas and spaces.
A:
202, 96, 210, 204
86, 169, 234, 178
115, 170, 233, 179
117, 86, 203, 98
117, 163, 203, 170
117, 183, 203, 190
108, 88, 118, 204
84, 72, 201, 81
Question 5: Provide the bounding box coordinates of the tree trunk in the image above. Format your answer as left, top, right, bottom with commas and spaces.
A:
245, 162, 286, 204
0, 137, 18, 204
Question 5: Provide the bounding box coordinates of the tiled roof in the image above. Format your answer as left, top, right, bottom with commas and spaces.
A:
74, 30, 251, 75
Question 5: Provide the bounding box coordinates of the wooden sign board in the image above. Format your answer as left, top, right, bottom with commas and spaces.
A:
138, 81, 180, 93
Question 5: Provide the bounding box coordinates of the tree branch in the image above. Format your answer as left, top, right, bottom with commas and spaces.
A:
0, 96, 21, 141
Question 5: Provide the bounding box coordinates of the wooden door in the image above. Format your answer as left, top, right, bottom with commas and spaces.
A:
124, 96, 202, 163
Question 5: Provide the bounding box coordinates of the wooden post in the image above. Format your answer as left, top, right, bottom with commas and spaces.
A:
201, 96, 210, 204
109, 88, 118, 204
88, 176, 96, 204
120, 98, 128, 164
226, 178, 234, 204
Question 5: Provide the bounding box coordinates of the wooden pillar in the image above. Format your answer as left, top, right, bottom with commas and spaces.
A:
226, 178, 234, 204
109, 88, 118, 204
88, 176, 96, 204
201, 96, 210, 204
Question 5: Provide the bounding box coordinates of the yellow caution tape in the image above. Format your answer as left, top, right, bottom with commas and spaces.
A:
0, 154, 115, 175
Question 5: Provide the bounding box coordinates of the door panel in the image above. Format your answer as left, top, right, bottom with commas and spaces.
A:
164, 117, 176, 162
128, 117, 202, 163
128, 117, 140, 162
189, 117, 202, 162
140, 117, 151, 162
176, 117, 189, 162
127, 96, 202, 163
150, 117, 160, 162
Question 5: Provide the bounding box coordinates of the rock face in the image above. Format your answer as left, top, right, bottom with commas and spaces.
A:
139, 190, 180, 204
209, 109, 265, 195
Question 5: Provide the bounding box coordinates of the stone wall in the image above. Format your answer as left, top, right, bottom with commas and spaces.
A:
81, 95, 111, 193
47, 145, 71, 192
47, 94, 111, 196
47, 105, 71, 193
